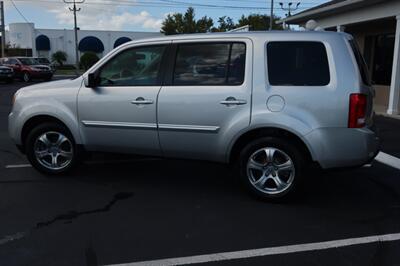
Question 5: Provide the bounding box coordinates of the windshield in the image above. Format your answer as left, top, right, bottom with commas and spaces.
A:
36, 58, 50, 64
18, 58, 39, 65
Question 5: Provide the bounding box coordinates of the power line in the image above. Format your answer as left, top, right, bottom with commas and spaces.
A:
10, 0, 31, 23
10, 0, 316, 11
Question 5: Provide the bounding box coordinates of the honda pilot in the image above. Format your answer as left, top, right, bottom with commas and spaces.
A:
8, 32, 380, 200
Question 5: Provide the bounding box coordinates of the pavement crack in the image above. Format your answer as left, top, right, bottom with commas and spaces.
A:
36, 192, 134, 228
0, 192, 133, 246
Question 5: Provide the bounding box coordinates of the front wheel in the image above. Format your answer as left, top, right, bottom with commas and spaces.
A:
26, 123, 78, 175
22, 72, 31, 82
238, 137, 305, 201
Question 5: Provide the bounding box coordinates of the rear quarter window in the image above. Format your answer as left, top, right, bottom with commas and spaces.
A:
267, 41, 330, 86
348, 39, 371, 86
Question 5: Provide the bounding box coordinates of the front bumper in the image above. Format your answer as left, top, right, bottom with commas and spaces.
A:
0, 73, 14, 79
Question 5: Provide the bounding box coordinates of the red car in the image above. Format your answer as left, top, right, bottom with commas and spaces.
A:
0, 57, 53, 82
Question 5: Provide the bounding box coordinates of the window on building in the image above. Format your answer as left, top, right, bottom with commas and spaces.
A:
267, 41, 330, 86
98, 45, 166, 86
173, 42, 246, 86
364, 34, 395, 86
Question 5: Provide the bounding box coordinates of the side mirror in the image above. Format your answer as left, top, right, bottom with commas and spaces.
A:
85, 72, 98, 88
15, 63, 21, 68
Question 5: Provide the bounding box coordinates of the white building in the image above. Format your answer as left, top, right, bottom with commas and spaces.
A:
282, 0, 400, 115
6, 22, 162, 64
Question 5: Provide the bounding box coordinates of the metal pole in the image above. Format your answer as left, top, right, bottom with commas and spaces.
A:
269, 0, 274, 30
1, 1, 5, 57
64, 0, 84, 70
72, 1, 79, 69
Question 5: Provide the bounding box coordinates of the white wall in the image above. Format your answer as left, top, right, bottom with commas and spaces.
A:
7, 23, 162, 64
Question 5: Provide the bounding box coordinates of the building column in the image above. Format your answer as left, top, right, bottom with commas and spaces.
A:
336, 25, 345, 32
387, 15, 400, 115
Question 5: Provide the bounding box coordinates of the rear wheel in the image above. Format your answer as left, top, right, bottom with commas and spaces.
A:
238, 137, 305, 201
26, 123, 78, 175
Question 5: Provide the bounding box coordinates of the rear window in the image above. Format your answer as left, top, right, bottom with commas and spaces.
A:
267, 41, 330, 86
349, 39, 371, 86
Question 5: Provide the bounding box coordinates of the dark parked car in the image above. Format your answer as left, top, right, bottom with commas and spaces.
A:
0, 57, 53, 82
33, 57, 56, 73
0, 65, 14, 83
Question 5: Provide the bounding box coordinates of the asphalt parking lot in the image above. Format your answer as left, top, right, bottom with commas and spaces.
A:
0, 79, 400, 266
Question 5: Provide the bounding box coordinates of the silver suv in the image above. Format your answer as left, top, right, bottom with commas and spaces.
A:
9, 32, 380, 200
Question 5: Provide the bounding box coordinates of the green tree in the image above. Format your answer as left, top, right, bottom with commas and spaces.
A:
161, 7, 214, 35
51, 51, 68, 66
237, 14, 283, 31
196, 16, 214, 33
80, 52, 99, 70
213, 16, 235, 32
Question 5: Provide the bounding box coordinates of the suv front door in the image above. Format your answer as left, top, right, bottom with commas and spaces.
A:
78, 43, 169, 155
157, 39, 252, 161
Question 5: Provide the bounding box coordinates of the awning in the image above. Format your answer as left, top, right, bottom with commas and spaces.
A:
36, 35, 51, 51
114, 37, 132, 48
78, 36, 105, 53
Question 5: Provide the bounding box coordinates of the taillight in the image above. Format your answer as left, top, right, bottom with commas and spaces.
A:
348, 93, 367, 128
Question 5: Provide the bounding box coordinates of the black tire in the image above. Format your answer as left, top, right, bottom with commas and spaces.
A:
22, 72, 31, 82
238, 137, 305, 201
25, 122, 78, 175
44, 75, 53, 81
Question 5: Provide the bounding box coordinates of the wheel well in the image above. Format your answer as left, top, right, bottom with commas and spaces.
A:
229, 127, 313, 164
20, 115, 69, 152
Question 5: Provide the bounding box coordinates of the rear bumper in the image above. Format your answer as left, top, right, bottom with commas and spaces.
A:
304, 126, 380, 169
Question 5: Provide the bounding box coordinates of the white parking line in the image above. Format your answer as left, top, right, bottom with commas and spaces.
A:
375, 152, 400, 170
4, 158, 160, 169
5, 164, 32, 169
104, 232, 400, 266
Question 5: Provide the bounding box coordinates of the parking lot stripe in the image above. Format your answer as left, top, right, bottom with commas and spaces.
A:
104, 232, 400, 266
4, 158, 160, 169
5, 164, 32, 169
375, 152, 400, 170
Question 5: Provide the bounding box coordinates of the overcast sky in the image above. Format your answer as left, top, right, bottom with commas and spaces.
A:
3, 0, 330, 32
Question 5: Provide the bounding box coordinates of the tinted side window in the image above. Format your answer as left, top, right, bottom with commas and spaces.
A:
228, 43, 246, 85
267, 42, 330, 86
98, 45, 166, 86
173, 42, 246, 86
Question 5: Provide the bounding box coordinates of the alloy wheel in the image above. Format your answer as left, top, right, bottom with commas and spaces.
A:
33, 131, 74, 171
246, 147, 295, 195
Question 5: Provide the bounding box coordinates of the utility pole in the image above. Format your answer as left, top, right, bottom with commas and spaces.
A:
64, 0, 84, 69
0, 1, 5, 58
269, 0, 274, 30
279, 2, 300, 17
279, 2, 300, 30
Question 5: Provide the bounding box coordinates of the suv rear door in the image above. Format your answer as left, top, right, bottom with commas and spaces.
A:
157, 39, 252, 161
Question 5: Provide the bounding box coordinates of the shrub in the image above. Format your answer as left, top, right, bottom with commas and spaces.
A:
80, 52, 100, 70
51, 51, 68, 66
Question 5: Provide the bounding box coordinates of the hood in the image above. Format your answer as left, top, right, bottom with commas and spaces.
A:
31, 64, 51, 69
19, 77, 83, 92
0, 65, 11, 70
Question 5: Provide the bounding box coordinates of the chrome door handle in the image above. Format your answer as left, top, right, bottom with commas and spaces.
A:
131, 97, 154, 105
220, 97, 247, 106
